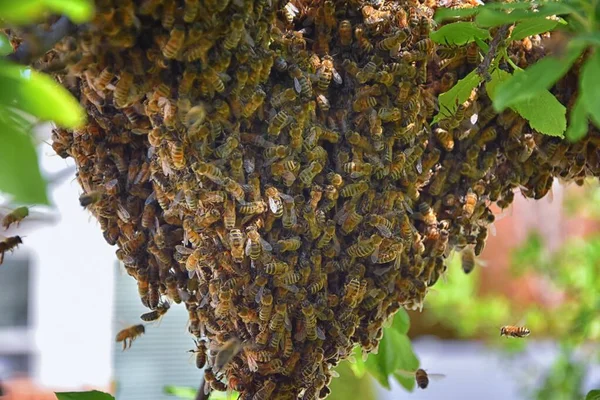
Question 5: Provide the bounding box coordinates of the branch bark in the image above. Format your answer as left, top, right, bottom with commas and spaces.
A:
6, 16, 75, 65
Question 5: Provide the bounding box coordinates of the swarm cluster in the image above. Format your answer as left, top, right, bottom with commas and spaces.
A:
31, 0, 600, 398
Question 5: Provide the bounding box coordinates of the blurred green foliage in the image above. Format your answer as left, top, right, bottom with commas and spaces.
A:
0, 1, 92, 204
424, 183, 600, 398
55, 391, 114, 400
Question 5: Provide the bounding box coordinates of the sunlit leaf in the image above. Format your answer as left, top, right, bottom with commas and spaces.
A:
586, 390, 600, 400
572, 32, 600, 47
475, 8, 531, 27
0, 118, 48, 204
487, 69, 566, 137
365, 330, 418, 391
0, 0, 94, 24
0, 60, 86, 128
491, 42, 586, 111
580, 52, 600, 129
348, 346, 367, 378
391, 308, 410, 335
433, 70, 482, 123
209, 391, 239, 400
509, 16, 559, 41
434, 6, 481, 23
475, 2, 576, 27
0, 31, 13, 56
164, 386, 196, 399
565, 94, 588, 142
430, 22, 491, 45
55, 391, 114, 400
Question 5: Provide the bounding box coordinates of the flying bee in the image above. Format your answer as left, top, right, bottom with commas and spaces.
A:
2, 206, 29, 230
397, 369, 446, 389
162, 25, 186, 59
245, 226, 272, 260
140, 301, 170, 322
213, 337, 244, 375
115, 324, 145, 351
500, 325, 531, 338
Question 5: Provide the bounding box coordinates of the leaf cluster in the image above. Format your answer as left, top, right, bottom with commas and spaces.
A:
0, 0, 92, 204
432, 0, 600, 141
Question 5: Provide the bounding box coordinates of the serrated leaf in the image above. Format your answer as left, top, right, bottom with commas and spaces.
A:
430, 22, 490, 46
164, 386, 196, 399
391, 309, 410, 335
580, 51, 600, 129
348, 346, 367, 378
0, 32, 13, 56
0, 0, 94, 24
586, 390, 600, 400
433, 70, 482, 123
510, 17, 559, 41
566, 94, 588, 142
0, 60, 86, 128
492, 42, 586, 111
487, 69, 566, 137
55, 391, 114, 400
434, 7, 481, 23
393, 372, 416, 392
0, 117, 49, 204
475, 2, 576, 28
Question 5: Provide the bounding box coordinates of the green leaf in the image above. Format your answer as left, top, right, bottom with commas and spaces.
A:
566, 94, 588, 142
164, 386, 196, 399
572, 32, 600, 47
492, 42, 586, 111
487, 69, 566, 137
391, 308, 410, 335
55, 391, 114, 400
586, 390, 600, 400
434, 7, 481, 23
0, 60, 86, 128
510, 17, 559, 41
475, 2, 576, 28
0, 32, 13, 56
348, 346, 368, 378
365, 330, 419, 390
209, 391, 239, 400
433, 70, 482, 123
393, 372, 416, 392
430, 22, 491, 46
580, 52, 600, 129
0, 118, 49, 204
476, 8, 530, 28
0, 0, 94, 24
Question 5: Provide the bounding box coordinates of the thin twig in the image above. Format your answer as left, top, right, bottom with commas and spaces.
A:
7, 16, 75, 65
195, 375, 208, 400
477, 24, 511, 82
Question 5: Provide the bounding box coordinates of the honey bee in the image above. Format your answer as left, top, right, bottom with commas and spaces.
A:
340, 180, 369, 198
274, 237, 301, 253
183, 0, 199, 23
239, 201, 268, 215
2, 206, 29, 230
338, 20, 353, 46
269, 303, 289, 332
398, 369, 446, 389
355, 26, 374, 53
193, 161, 224, 184
281, 194, 298, 229
245, 226, 272, 260
162, 25, 185, 59
500, 325, 531, 338
467, 42, 479, 64
189, 339, 207, 369
377, 28, 409, 55
270, 88, 297, 108
115, 324, 145, 350
253, 378, 276, 400
347, 234, 383, 260
298, 161, 323, 187
268, 110, 290, 137
463, 188, 478, 218
79, 190, 103, 208
204, 368, 227, 393
140, 301, 170, 322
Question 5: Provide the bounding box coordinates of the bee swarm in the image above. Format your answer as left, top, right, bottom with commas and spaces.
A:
25, 0, 600, 398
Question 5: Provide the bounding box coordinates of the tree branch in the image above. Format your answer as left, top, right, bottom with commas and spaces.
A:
195, 376, 208, 400
478, 24, 511, 82
7, 16, 75, 65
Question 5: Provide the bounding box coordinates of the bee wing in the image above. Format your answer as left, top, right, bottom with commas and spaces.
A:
268, 197, 280, 213
370, 247, 380, 263
245, 238, 252, 256
376, 224, 392, 238
293, 77, 302, 94
284, 312, 292, 331
316, 326, 326, 340
260, 238, 273, 252
332, 69, 343, 85
331, 236, 341, 256
428, 373, 447, 381
175, 245, 194, 255
395, 369, 416, 378
254, 285, 264, 304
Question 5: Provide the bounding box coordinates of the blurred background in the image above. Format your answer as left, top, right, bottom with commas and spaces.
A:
0, 136, 599, 400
